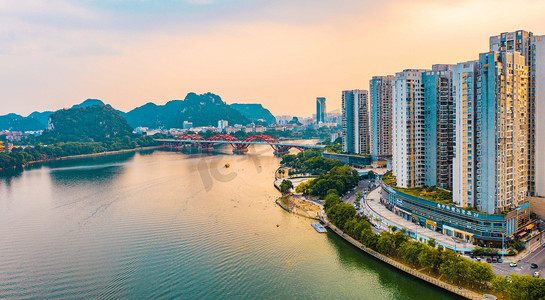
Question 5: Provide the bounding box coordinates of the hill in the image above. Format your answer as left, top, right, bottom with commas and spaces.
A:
0, 99, 105, 131
0, 113, 44, 131
43, 104, 133, 142
28, 111, 54, 127
230, 103, 276, 124
176, 93, 249, 127
123, 100, 183, 129
124, 92, 250, 128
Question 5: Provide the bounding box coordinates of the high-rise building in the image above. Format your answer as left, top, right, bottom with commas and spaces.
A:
476, 51, 529, 214
342, 90, 369, 154
533, 36, 545, 197
316, 97, 326, 124
392, 69, 428, 188
369, 75, 394, 157
452, 60, 479, 208
490, 30, 545, 197
423, 64, 455, 190
218, 120, 228, 130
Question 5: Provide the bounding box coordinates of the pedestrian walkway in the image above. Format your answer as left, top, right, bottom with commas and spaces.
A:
363, 187, 475, 253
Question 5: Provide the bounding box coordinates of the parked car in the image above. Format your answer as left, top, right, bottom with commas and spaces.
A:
531, 263, 539, 269
534, 272, 541, 278
510, 261, 517, 267
497, 258, 503, 263
486, 258, 492, 263
476, 258, 481, 262
491, 257, 497, 263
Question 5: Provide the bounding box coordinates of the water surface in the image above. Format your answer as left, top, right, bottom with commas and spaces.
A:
0, 147, 459, 299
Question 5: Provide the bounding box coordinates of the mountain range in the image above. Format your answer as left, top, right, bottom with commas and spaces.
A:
0, 93, 276, 131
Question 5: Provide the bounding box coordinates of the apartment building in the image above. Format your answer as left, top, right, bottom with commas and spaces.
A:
369, 75, 394, 157
342, 90, 369, 154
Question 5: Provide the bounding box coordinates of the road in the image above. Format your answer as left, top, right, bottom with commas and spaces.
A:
489, 243, 545, 277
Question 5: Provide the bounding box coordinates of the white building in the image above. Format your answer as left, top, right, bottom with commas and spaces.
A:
218, 120, 228, 130
341, 89, 369, 154
392, 69, 428, 188
452, 61, 478, 207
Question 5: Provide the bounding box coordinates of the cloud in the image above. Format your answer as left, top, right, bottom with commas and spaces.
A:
1, 0, 545, 116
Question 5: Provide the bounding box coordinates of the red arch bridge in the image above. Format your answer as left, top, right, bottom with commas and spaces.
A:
154, 134, 324, 155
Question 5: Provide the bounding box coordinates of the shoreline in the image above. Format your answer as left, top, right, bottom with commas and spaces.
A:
323, 219, 483, 300
9, 146, 162, 170
272, 168, 483, 299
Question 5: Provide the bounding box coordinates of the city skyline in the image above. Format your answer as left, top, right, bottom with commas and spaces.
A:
2, 0, 545, 116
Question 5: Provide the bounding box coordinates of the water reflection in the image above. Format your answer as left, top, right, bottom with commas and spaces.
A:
325, 232, 462, 299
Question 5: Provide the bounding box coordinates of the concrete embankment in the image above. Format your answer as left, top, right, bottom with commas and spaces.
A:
323, 220, 484, 300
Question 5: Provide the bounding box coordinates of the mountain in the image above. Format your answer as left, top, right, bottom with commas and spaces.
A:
230, 103, 276, 124
176, 93, 249, 127
71, 99, 105, 110
2, 95, 272, 132
123, 100, 183, 128
44, 104, 133, 142
0, 113, 44, 131
28, 111, 54, 127
124, 92, 250, 128
0, 99, 105, 132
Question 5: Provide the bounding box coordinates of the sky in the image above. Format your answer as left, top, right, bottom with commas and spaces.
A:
1, 0, 545, 117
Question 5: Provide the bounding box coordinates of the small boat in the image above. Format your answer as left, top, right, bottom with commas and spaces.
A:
225, 163, 230, 168
311, 223, 327, 233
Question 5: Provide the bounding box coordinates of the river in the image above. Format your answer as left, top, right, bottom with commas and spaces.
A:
0, 146, 459, 299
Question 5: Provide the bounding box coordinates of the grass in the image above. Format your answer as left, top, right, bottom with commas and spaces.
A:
382, 172, 454, 205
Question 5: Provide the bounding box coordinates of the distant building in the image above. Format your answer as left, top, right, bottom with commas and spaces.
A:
275, 115, 293, 125
135, 127, 149, 135
369, 75, 394, 157
316, 97, 326, 124
225, 126, 240, 134
183, 121, 193, 130
342, 89, 369, 154
218, 120, 228, 130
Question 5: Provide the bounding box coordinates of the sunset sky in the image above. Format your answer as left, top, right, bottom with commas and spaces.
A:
1, 0, 545, 117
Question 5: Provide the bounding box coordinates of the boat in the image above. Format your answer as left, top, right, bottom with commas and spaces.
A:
311, 223, 327, 233
225, 163, 230, 168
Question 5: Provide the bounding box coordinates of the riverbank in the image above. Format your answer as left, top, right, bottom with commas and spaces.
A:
275, 196, 321, 220
322, 219, 483, 300
0, 146, 163, 173
28, 146, 162, 165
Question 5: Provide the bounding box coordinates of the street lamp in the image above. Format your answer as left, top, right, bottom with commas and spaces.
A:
502, 225, 505, 262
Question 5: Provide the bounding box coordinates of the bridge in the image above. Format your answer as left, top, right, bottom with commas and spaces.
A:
155, 134, 324, 155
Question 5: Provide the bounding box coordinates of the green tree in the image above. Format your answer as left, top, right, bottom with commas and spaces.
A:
427, 238, 437, 248
377, 233, 395, 256
279, 179, 293, 195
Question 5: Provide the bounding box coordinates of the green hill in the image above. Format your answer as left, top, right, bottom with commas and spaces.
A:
230, 103, 276, 124
43, 104, 133, 142
124, 92, 250, 128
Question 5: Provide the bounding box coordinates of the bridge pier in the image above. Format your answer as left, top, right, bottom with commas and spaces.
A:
233, 148, 249, 154
199, 145, 214, 152
274, 149, 290, 156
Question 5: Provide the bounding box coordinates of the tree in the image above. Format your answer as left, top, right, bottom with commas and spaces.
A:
295, 181, 309, 194
427, 238, 437, 248
279, 179, 293, 195
419, 246, 442, 274
399, 241, 423, 267
377, 233, 395, 256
